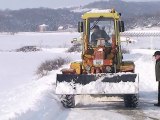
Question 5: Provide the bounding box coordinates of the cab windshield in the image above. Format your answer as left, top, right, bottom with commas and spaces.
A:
89, 18, 115, 47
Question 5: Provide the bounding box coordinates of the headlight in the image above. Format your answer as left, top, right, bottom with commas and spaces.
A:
106, 66, 112, 72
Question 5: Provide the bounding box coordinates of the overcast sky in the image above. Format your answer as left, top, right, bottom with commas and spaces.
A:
0, 0, 160, 10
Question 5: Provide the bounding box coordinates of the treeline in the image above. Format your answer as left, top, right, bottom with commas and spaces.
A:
0, 8, 81, 32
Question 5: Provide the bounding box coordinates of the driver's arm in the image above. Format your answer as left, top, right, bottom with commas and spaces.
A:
101, 30, 110, 40
91, 33, 96, 43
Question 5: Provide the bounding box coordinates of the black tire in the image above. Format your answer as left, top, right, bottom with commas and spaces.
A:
61, 95, 75, 108
124, 94, 138, 108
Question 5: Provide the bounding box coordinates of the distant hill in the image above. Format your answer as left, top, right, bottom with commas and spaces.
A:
83, 0, 160, 16
0, 8, 81, 32
81, 0, 160, 29
0, 0, 160, 32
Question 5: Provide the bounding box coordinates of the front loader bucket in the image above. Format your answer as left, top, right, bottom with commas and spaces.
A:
55, 73, 139, 95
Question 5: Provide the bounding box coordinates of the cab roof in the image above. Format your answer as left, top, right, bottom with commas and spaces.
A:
82, 9, 120, 19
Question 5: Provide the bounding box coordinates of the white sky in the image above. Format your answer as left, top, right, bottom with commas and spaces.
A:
0, 0, 160, 10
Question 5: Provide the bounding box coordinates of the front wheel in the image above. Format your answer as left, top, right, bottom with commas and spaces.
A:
124, 94, 138, 108
61, 95, 75, 108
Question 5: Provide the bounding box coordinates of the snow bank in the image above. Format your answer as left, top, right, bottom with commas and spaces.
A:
0, 70, 63, 120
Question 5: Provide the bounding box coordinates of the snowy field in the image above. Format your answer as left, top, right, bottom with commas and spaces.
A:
0, 31, 160, 120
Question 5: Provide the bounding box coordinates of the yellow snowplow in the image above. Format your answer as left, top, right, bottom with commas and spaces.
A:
56, 9, 139, 108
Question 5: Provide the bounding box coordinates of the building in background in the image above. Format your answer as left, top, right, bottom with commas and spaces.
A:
38, 24, 48, 32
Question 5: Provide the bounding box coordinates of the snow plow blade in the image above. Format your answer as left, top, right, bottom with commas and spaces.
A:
56, 73, 139, 95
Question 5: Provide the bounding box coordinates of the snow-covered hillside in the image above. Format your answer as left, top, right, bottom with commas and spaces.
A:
0, 31, 160, 120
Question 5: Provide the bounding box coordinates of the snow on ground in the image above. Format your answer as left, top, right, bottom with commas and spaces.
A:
0, 31, 160, 120
0, 32, 78, 51
0, 32, 79, 91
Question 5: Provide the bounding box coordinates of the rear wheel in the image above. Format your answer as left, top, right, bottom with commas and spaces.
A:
61, 95, 75, 108
124, 94, 138, 108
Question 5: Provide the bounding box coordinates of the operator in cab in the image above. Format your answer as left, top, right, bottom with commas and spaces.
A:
91, 25, 110, 46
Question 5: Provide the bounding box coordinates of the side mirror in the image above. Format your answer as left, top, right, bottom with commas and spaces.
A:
126, 37, 132, 43
78, 22, 83, 32
118, 21, 125, 32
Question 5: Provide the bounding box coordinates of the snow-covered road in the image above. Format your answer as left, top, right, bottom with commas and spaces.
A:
0, 32, 160, 120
